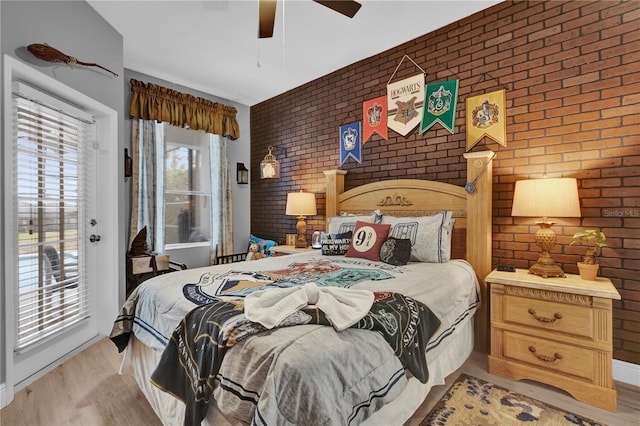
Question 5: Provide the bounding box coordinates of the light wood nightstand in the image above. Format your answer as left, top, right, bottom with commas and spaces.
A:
486, 268, 621, 411
269, 245, 315, 256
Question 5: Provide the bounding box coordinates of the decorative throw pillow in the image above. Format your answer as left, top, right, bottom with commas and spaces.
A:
380, 237, 412, 266
381, 211, 454, 263
327, 210, 383, 235
321, 231, 353, 256
345, 221, 391, 262
249, 234, 277, 257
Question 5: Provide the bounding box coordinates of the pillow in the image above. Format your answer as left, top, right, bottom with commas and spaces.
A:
381, 211, 454, 263
345, 221, 391, 261
249, 234, 277, 257
379, 237, 412, 266
321, 231, 352, 256
327, 210, 383, 235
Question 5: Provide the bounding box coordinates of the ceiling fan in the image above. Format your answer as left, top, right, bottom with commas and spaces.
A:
259, 0, 362, 38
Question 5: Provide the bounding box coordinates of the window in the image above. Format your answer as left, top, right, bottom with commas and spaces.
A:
12, 85, 93, 350
162, 126, 213, 248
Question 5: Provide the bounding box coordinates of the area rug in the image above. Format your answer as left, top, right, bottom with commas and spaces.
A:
421, 373, 605, 426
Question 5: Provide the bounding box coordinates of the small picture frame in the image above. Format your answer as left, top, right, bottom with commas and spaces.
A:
286, 234, 297, 246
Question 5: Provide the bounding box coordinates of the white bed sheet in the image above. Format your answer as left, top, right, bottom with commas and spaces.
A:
118, 252, 479, 425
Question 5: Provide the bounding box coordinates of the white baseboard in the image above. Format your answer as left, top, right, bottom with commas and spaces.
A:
0, 382, 7, 409
613, 359, 640, 387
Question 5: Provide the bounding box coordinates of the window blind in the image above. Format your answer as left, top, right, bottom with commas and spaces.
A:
12, 91, 93, 352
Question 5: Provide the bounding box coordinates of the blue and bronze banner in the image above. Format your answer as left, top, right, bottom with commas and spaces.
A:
466, 89, 506, 151
362, 96, 387, 143
420, 79, 459, 134
387, 74, 424, 136
340, 121, 362, 166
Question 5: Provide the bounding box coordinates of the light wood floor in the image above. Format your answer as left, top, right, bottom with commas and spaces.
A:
1, 338, 638, 425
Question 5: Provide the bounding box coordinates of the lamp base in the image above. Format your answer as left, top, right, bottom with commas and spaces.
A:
529, 220, 565, 278
529, 262, 565, 278
295, 215, 308, 248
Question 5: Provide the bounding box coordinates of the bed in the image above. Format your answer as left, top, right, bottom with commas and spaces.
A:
111, 151, 494, 425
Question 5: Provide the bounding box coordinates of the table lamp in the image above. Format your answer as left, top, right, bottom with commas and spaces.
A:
286, 191, 317, 248
511, 177, 581, 278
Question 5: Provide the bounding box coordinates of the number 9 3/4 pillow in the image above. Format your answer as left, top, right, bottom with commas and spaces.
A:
345, 221, 391, 261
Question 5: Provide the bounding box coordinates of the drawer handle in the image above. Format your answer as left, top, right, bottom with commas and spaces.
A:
528, 308, 563, 323
528, 346, 563, 362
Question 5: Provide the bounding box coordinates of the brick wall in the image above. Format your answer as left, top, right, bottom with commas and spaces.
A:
250, 0, 640, 364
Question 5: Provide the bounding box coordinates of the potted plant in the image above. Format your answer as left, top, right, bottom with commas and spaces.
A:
570, 229, 607, 280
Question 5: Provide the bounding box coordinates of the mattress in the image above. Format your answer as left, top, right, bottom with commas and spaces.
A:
115, 252, 479, 425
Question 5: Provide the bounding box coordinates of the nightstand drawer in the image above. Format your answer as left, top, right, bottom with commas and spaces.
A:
503, 331, 595, 381
503, 295, 594, 339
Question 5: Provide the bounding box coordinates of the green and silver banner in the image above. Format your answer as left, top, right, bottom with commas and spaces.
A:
420, 79, 459, 134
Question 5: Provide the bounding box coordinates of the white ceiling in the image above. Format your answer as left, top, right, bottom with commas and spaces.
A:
88, 0, 501, 106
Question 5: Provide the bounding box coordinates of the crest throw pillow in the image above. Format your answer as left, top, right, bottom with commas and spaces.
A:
380, 237, 412, 266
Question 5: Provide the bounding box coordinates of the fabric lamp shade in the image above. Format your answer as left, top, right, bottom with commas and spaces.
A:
286, 192, 317, 216
286, 191, 316, 248
511, 178, 581, 219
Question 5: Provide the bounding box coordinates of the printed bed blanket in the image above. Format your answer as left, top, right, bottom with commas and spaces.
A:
110, 254, 479, 426
150, 292, 440, 426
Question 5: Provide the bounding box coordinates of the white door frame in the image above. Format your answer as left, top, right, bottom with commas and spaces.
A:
2, 55, 119, 406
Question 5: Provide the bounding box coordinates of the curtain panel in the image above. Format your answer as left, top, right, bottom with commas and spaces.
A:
129, 120, 161, 251
210, 136, 234, 261
129, 79, 240, 139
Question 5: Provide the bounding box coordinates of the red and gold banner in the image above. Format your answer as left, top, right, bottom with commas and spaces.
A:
466, 89, 506, 151
362, 96, 387, 143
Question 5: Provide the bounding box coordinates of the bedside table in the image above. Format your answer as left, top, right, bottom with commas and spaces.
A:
269, 245, 315, 256
486, 268, 621, 411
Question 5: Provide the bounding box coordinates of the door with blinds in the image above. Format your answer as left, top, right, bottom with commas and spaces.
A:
10, 84, 99, 385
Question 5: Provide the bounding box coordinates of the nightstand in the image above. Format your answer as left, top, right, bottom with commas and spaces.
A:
269, 245, 315, 256
486, 268, 621, 411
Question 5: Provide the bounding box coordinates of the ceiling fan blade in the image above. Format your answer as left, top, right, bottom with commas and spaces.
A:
313, 0, 361, 18
259, 0, 277, 38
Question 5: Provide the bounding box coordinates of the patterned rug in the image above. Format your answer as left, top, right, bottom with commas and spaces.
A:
421, 373, 605, 426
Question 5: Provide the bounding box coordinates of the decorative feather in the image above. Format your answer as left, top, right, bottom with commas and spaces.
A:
27, 43, 118, 77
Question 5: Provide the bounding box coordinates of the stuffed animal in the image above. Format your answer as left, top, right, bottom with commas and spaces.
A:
246, 242, 265, 261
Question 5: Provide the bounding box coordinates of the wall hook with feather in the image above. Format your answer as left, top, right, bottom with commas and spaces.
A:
27, 43, 119, 77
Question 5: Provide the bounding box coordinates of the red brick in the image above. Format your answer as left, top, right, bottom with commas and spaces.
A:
250, 0, 640, 365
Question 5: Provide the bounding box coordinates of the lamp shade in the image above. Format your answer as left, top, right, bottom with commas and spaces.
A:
286, 192, 317, 216
511, 178, 581, 218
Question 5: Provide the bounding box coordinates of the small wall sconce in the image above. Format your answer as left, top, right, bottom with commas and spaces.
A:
260, 146, 280, 179
124, 148, 132, 178
236, 162, 249, 184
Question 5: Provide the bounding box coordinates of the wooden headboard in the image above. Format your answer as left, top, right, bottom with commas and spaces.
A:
324, 151, 493, 352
